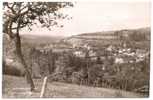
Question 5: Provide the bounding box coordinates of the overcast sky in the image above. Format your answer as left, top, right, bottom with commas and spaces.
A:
21, 0, 151, 37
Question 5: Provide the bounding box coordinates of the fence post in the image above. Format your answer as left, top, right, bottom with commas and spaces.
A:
40, 76, 48, 98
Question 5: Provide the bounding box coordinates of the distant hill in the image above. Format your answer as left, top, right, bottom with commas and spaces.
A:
63, 27, 150, 47
21, 34, 65, 45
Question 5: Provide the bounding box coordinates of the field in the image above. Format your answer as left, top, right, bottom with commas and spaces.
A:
3, 75, 144, 98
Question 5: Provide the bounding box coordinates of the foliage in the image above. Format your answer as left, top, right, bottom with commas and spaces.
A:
128, 30, 148, 41
3, 60, 25, 76
3, 2, 74, 37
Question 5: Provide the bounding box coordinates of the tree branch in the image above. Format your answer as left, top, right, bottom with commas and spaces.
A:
20, 6, 28, 13
11, 24, 27, 30
6, 3, 16, 14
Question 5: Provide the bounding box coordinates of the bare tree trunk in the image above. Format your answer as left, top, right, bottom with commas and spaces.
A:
48, 50, 55, 74
14, 21, 35, 91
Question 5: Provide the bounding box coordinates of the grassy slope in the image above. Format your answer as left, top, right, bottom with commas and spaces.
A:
2, 75, 145, 98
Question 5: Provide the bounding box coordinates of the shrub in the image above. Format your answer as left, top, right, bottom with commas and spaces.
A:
3, 62, 25, 76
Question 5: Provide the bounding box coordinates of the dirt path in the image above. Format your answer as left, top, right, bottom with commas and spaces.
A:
2, 75, 145, 98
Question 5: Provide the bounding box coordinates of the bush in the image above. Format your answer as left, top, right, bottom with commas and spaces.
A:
87, 64, 103, 85
3, 61, 25, 76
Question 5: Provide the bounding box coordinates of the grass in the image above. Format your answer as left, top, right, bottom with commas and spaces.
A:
3, 75, 145, 98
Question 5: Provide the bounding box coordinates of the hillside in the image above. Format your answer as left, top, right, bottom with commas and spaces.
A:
21, 34, 64, 45
74, 27, 150, 37
3, 75, 144, 98
64, 27, 150, 48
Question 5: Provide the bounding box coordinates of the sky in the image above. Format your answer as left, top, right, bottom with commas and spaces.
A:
21, 0, 151, 37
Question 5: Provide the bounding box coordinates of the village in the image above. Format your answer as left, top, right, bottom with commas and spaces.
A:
23, 29, 149, 94
2, 2, 150, 98
3, 27, 150, 97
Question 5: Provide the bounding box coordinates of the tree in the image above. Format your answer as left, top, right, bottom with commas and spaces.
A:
3, 2, 74, 91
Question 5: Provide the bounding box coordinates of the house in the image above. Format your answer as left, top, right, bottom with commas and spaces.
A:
83, 44, 91, 50
106, 45, 115, 52
114, 57, 124, 64
88, 50, 97, 57
73, 50, 86, 58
